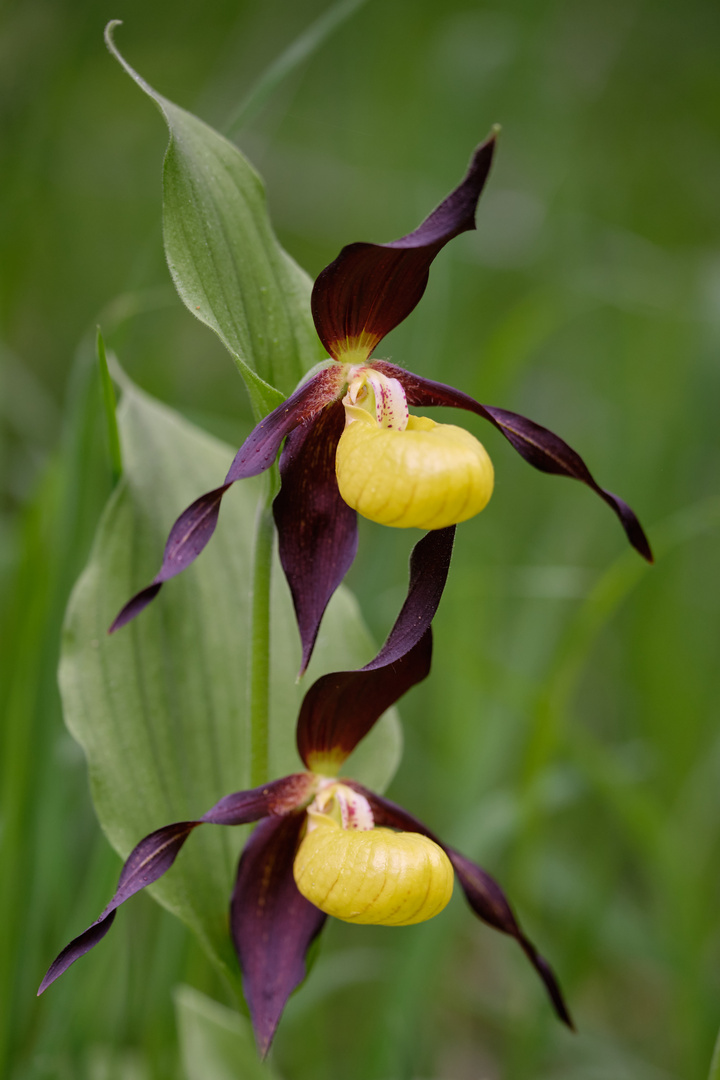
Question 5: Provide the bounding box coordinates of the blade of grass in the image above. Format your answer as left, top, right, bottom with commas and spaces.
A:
709, 1025, 720, 1080
521, 495, 720, 787
223, 0, 369, 138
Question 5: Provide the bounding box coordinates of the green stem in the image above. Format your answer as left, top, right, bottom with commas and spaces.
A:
248, 480, 276, 788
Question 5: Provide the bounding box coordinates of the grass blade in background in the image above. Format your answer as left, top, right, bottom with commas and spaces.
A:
709, 1024, 720, 1080
223, 0, 369, 137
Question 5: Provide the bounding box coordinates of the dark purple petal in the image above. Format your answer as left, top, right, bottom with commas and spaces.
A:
374, 361, 653, 563
297, 631, 432, 774
448, 849, 574, 1029
352, 787, 574, 1030
311, 132, 497, 360
223, 367, 346, 484
202, 774, 315, 825
39, 777, 312, 995
38, 822, 198, 993
296, 527, 455, 769
231, 814, 326, 1058
368, 526, 455, 669
109, 367, 346, 632
109, 488, 227, 631
273, 400, 358, 674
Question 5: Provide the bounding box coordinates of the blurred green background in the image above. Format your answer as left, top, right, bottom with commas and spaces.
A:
2, 0, 720, 1077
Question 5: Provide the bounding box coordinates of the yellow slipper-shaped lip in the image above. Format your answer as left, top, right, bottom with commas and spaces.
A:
336, 412, 494, 530
293, 812, 454, 926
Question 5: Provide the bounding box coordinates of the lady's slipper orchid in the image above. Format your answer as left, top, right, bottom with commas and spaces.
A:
111, 130, 652, 672
41, 531, 572, 1056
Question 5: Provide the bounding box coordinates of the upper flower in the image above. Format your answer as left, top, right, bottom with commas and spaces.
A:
110, 130, 652, 671
40, 530, 572, 1057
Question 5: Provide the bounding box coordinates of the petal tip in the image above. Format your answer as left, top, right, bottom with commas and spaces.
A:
297, 642, 314, 680
107, 583, 162, 633
638, 534, 654, 564
254, 1029, 272, 1060
37, 964, 63, 995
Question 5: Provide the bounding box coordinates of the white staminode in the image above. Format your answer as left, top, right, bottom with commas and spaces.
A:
307, 781, 374, 832
343, 366, 409, 432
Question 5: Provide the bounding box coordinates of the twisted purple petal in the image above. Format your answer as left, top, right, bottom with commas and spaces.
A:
38, 775, 312, 993
38, 822, 198, 993
297, 527, 455, 769
448, 847, 574, 1029
110, 367, 345, 632
312, 132, 497, 360
374, 361, 653, 563
351, 786, 574, 1030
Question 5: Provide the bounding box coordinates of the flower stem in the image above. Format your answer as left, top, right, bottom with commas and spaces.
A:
248, 478, 276, 788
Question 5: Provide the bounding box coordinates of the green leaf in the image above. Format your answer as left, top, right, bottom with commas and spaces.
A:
175, 985, 279, 1080
104, 22, 325, 417
58, 377, 401, 990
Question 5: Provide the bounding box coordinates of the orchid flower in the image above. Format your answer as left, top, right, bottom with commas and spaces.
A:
111, 130, 652, 671
41, 530, 572, 1057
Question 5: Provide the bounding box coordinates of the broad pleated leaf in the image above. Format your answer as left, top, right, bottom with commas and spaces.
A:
105, 22, 325, 416
58, 377, 400, 989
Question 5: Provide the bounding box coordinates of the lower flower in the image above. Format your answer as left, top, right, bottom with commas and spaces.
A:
39, 768, 572, 1058
40, 532, 572, 1057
